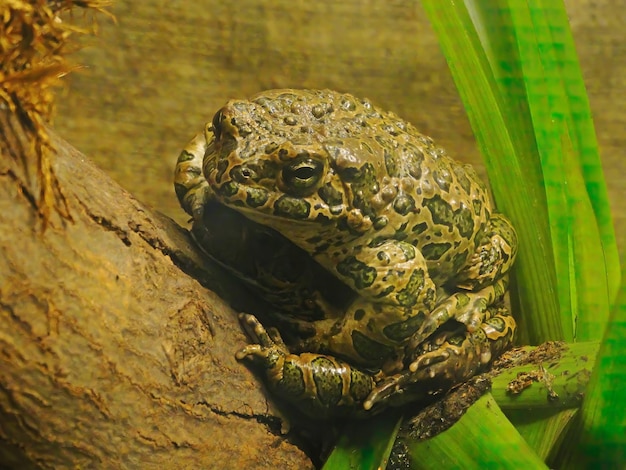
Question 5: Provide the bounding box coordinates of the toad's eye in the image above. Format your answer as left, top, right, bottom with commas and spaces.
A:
282, 155, 324, 195
211, 109, 225, 140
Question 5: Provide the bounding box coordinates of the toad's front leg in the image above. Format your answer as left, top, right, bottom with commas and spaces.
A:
236, 314, 377, 419
302, 240, 439, 367
363, 305, 516, 410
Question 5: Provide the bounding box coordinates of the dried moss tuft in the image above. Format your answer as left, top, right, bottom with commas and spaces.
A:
0, 0, 112, 227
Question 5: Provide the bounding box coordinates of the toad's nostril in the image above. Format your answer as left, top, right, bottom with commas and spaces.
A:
231, 165, 257, 183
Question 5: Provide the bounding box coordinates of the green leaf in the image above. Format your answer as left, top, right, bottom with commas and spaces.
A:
506, 0, 617, 342
421, 0, 620, 345
506, 408, 578, 462
321, 411, 402, 470
421, 0, 564, 344
403, 394, 548, 469
562, 269, 626, 467
490, 341, 599, 410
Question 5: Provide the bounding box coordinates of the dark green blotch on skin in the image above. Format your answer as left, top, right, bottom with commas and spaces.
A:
311, 357, 343, 406
412, 222, 428, 234
354, 309, 366, 321
454, 293, 470, 309
217, 181, 238, 198
313, 242, 331, 255
383, 148, 401, 178
336, 217, 351, 232
424, 195, 474, 239
318, 184, 344, 215
246, 187, 269, 207
455, 203, 475, 239
383, 311, 427, 342
349, 369, 373, 401
315, 213, 332, 224
398, 242, 416, 261
274, 195, 311, 219
451, 251, 469, 273
393, 230, 408, 242
433, 169, 452, 192
393, 222, 409, 241
373, 216, 388, 230
393, 193, 415, 215
422, 242, 452, 261
486, 314, 507, 334
275, 357, 306, 397
177, 149, 195, 163
374, 285, 395, 298
472, 198, 483, 216
368, 236, 386, 248
446, 333, 466, 347
453, 165, 472, 194
424, 195, 454, 229
337, 163, 379, 218
306, 235, 322, 244
337, 256, 377, 289
351, 330, 393, 363
395, 269, 426, 307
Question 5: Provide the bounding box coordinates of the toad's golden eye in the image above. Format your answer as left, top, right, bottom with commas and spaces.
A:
282, 155, 324, 195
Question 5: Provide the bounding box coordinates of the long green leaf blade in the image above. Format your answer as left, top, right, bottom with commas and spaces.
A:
508, 0, 615, 342
421, 0, 564, 344
540, 3, 621, 306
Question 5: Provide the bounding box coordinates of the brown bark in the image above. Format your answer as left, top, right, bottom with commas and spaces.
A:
0, 110, 313, 469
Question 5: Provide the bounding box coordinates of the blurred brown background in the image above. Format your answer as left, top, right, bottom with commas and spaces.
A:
55, 0, 624, 251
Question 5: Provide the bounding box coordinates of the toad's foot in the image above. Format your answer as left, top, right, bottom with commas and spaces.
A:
364, 306, 515, 410
236, 313, 375, 418
406, 277, 509, 350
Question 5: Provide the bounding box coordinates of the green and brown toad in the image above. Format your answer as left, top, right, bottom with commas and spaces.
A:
175, 89, 517, 418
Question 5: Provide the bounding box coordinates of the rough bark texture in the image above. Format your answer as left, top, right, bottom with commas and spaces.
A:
0, 110, 313, 469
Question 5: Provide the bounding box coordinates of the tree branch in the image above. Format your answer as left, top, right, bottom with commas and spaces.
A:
0, 109, 313, 469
